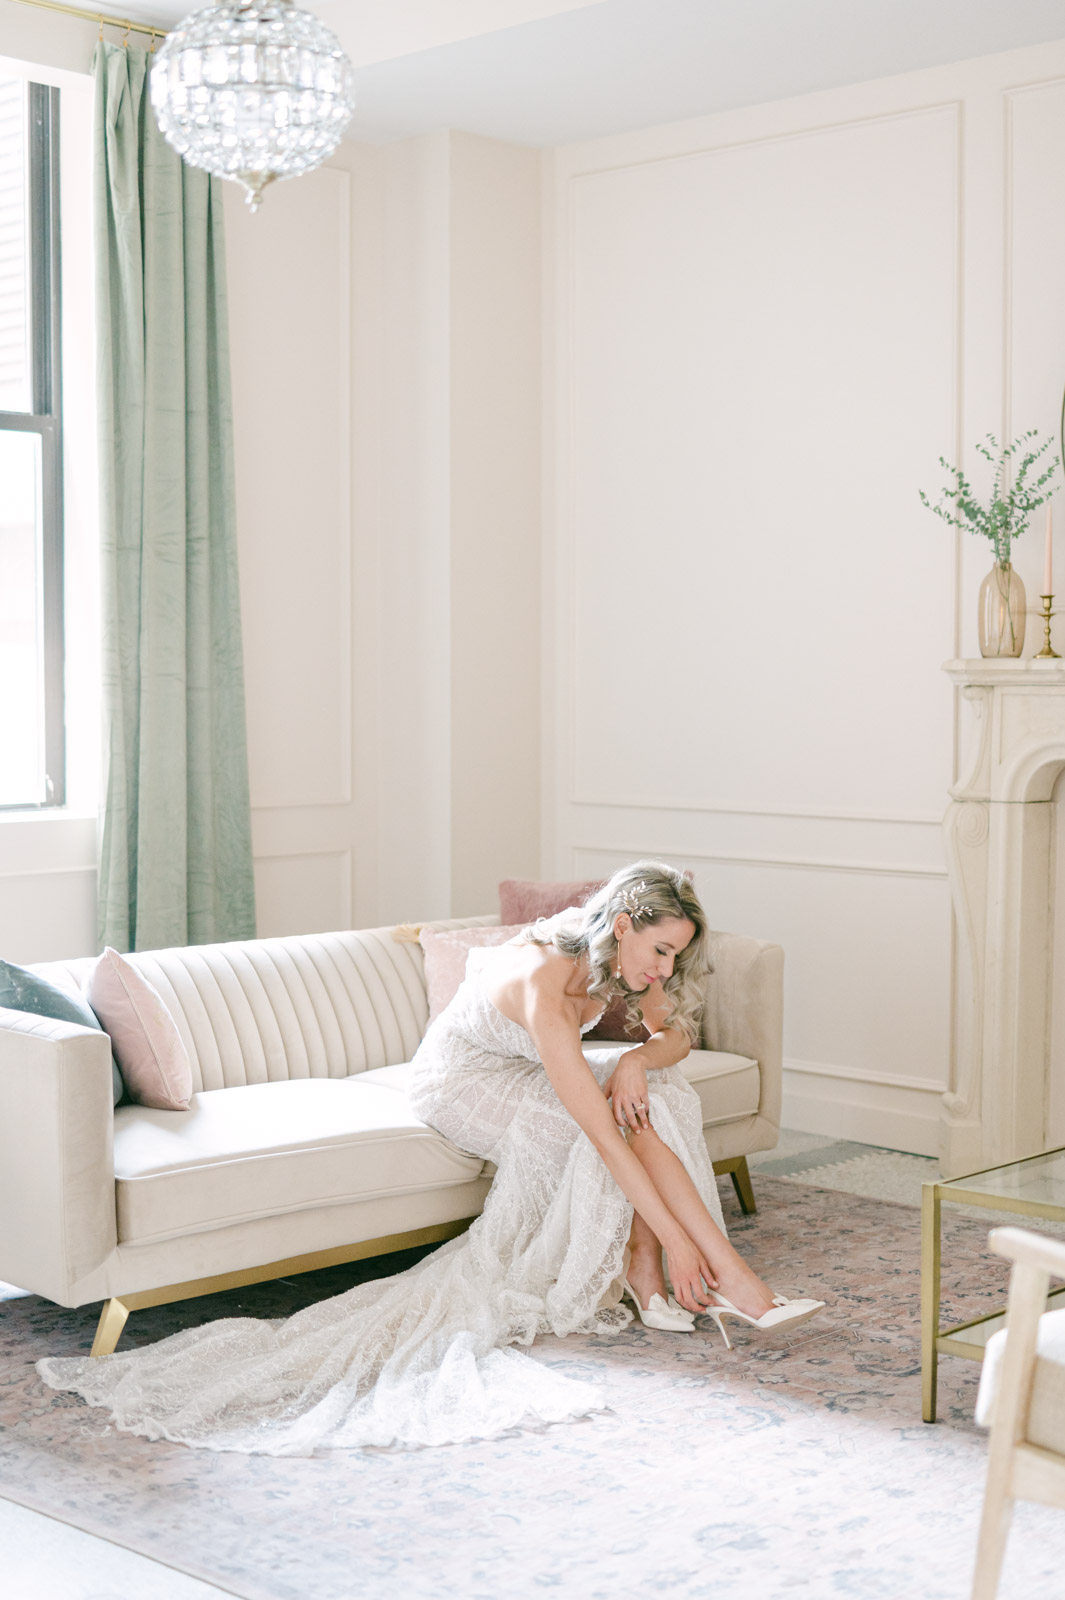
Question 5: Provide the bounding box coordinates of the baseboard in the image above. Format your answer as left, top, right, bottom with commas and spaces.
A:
781, 1061, 943, 1157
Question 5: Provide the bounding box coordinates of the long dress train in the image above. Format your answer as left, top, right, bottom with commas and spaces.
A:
36, 953, 727, 1456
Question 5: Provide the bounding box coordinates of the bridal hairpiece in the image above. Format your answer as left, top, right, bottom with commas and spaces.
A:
619, 881, 651, 921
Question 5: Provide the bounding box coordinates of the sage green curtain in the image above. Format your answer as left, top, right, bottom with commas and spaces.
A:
94, 42, 256, 952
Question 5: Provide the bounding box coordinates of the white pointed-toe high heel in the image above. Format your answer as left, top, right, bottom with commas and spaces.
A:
703, 1290, 825, 1350
622, 1278, 696, 1332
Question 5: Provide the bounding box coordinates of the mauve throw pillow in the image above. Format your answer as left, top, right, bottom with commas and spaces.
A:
87, 948, 193, 1111
498, 879, 604, 925
0, 958, 124, 1104
420, 925, 525, 1023
584, 993, 650, 1046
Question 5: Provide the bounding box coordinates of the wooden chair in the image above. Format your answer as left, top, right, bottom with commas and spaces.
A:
971, 1226, 1065, 1600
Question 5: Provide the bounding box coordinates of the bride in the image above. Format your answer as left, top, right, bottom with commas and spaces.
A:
37, 861, 822, 1456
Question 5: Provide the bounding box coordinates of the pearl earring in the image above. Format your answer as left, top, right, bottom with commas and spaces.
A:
615, 936, 622, 982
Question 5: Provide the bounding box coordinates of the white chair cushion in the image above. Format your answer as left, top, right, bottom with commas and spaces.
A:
113, 1079, 486, 1246
356, 1063, 418, 1093
359, 1050, 761, 1129
679, 1049, 761, 1126
976, 1306, 1065, 1452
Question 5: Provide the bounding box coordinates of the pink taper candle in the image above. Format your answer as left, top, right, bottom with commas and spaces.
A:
1045, 500, 1054, 596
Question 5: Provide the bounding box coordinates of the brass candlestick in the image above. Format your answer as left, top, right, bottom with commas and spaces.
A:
1036, 594, 1060, 658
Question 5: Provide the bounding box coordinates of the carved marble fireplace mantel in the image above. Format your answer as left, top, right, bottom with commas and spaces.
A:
942, 658, 1065, 1176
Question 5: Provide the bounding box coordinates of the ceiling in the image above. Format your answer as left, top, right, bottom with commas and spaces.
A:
117, 1, 608, 62
113, 0, 1065, 147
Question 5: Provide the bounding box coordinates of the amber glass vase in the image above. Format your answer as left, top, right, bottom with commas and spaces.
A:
978, 561, 1026, 658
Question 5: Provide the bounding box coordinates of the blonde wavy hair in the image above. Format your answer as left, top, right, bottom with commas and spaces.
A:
520, 860, 710, 1041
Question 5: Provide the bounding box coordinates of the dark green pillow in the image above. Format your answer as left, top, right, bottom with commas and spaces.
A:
0, 959, 124, 1105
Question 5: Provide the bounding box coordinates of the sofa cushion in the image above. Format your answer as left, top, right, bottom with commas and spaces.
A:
358, 1050, 760, 1130
113, 1079, 487, 1246
357, 1063, 419, 1093
680, 1049, 761, 1125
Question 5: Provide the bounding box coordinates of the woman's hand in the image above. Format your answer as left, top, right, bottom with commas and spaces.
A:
604, 1051, 650, 1131
664, 1229, 718, 1314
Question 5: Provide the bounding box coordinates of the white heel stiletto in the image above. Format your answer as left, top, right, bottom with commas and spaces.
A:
704, 1291, 825, 1350
622, 1278, 696, 1332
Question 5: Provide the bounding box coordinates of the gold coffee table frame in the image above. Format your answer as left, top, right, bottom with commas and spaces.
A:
921, 1146, 1065, 1422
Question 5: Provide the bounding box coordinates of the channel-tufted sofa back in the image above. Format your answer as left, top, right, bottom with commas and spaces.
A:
30, 917, 496, 1094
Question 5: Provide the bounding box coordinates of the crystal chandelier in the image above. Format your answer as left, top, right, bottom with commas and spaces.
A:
149, 0, 355, 213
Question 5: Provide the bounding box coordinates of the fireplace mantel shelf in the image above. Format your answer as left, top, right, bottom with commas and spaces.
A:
945, 658, 1065, 687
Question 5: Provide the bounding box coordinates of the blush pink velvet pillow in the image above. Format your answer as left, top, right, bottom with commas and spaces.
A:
420, 925, 525, 1023
87, 947, 193, 1111
583, 993, 650, 1045
495, 880, 648, 1043
498, 879, 604, 925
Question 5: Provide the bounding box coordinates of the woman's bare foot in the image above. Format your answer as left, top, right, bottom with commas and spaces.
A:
707, 1254, 775, 1319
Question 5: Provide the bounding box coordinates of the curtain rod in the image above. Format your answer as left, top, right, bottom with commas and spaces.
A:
7, 0, 168, 42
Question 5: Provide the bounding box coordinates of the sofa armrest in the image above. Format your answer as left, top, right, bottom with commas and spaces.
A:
700, 931, 784, 1132
0, 1006, 116, 1303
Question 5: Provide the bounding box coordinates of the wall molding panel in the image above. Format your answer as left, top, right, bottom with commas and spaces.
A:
571, 843, 947, 881
226, 164, 354, 819
784, 1056, 948, 1096
573, 798, 944, 825
253, 849, 354, 939
223, 163, 361, 938
781, 1065, 943, 1157
564, 97, 966, 187
557, 105, 960, 823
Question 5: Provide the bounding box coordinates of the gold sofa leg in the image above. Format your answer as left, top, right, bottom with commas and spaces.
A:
91, 1298, 130, 1358
712, 1155, 757, 1216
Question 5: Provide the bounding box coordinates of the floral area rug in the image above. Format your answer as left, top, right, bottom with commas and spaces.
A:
0, 1176, 1062, 1600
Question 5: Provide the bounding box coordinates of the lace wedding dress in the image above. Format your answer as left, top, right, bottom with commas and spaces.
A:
37, 949, 727, 1456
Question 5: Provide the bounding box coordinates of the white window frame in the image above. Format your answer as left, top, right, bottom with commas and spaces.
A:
0, 54, 98, 908
0, 55, 97, 814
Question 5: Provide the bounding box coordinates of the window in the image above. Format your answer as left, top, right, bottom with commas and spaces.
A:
0, 77, 63, 809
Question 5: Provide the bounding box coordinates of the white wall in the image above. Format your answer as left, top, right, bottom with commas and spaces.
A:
5, 4, 1065, 1164
0, 3, 541, 953
544, 37, 1065, 1156
228, 125, 542, 935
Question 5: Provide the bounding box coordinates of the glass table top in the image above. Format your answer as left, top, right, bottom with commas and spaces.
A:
939, 1146, 1065, 1214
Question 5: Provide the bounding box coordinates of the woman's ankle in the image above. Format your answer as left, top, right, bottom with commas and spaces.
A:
626, 1249, 667, 1295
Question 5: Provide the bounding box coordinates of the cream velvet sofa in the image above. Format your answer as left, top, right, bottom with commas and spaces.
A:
0, 917, 783, 1356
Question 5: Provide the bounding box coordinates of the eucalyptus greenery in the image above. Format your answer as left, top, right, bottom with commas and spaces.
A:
919, 431, 1060, 567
